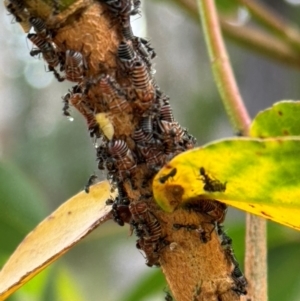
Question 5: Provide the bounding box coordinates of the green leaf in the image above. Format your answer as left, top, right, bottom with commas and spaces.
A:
123, 269, 167, 301
0, 161, 47, 256
216, 0, 238, 13
250, 100, 300, 137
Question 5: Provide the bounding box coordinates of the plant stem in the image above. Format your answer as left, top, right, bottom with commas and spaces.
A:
197, 0, 250, 135
197, 1, 267, 300
169, 0, 300, 69
235, 0, 300, 51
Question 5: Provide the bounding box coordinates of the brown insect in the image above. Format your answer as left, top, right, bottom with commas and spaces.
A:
29, 17, 49, 38
98, 75, 130, 113
65, 50, 88, 82
185, 199, 227, 224
5, 0, 30, 30
130, 59, 155, 103
108, 140, 136, 174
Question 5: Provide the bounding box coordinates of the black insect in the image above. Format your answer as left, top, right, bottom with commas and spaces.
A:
159, 168, 177, 184
130, 0, 141, 16
84, 174, 98, 193
173, 223, 198, 231
61, 92, 72, 118
199, 167, 227, 192
105, 198, 114, 205
173, 222, 212, 243
27, 33, 64, 81
111, 197, 131, 226
129, 201, 162, 267
96, 144, 109, 170
164, 289, 173, 301
217, 224, 239, 267
231, 266, 248, 295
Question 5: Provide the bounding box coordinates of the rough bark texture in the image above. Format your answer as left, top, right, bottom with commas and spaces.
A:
7, 0, 246, 299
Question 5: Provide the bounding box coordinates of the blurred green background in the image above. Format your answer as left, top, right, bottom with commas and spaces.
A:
0, 0, 300, 300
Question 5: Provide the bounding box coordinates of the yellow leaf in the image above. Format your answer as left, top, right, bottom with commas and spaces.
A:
153, 137, 300, 231
0, 180, 116, 300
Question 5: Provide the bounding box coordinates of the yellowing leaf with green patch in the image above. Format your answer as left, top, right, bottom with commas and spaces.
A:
153, 137, 300, 230
0, 180, 116, 301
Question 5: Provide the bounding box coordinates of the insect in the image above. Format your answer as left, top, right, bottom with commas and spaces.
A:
184, 199, 227, 224
160, 103, 174, 122
164, 289, 173, 301
108, 140, 136, 174
112, 200, 131, 226
173, 222, 213, 243
4, 0, 30, 32
216, 224, 240, 270
61, 92, 73, 120
129, 201, 162, 267
141, 116, 153, 133
173, 223, 198, 231
105, 198, 114, 205
65, 50, 88, 82
199, 167, 227, 193
130, 0, 141, 16
68, 91, 100, 137
96, 144, 109, 170
98, 75, 131, 114
132, 129, 153, 145
27, 33, 64, 82
159, 168, 177, 184
29, 17, 49, 38
130, 59, 155, 103
231, 266, 247, 295
139, 146, 165, 168
84, 174, 98, 193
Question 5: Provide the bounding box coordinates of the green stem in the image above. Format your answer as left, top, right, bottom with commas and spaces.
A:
168, 0, 300, 69
235, 0, 300, 51
197, 1, 267, 301
197, 0, 250, 135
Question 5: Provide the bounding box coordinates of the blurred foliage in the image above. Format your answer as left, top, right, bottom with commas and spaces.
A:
0, 0, 300, 300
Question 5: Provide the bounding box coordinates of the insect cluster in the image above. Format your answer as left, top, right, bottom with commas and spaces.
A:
6, 0, 246, 297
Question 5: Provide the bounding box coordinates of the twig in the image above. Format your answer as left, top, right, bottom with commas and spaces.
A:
168, 0, 300, 69
197, 1, 267, 301
235, 0, 300, 51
